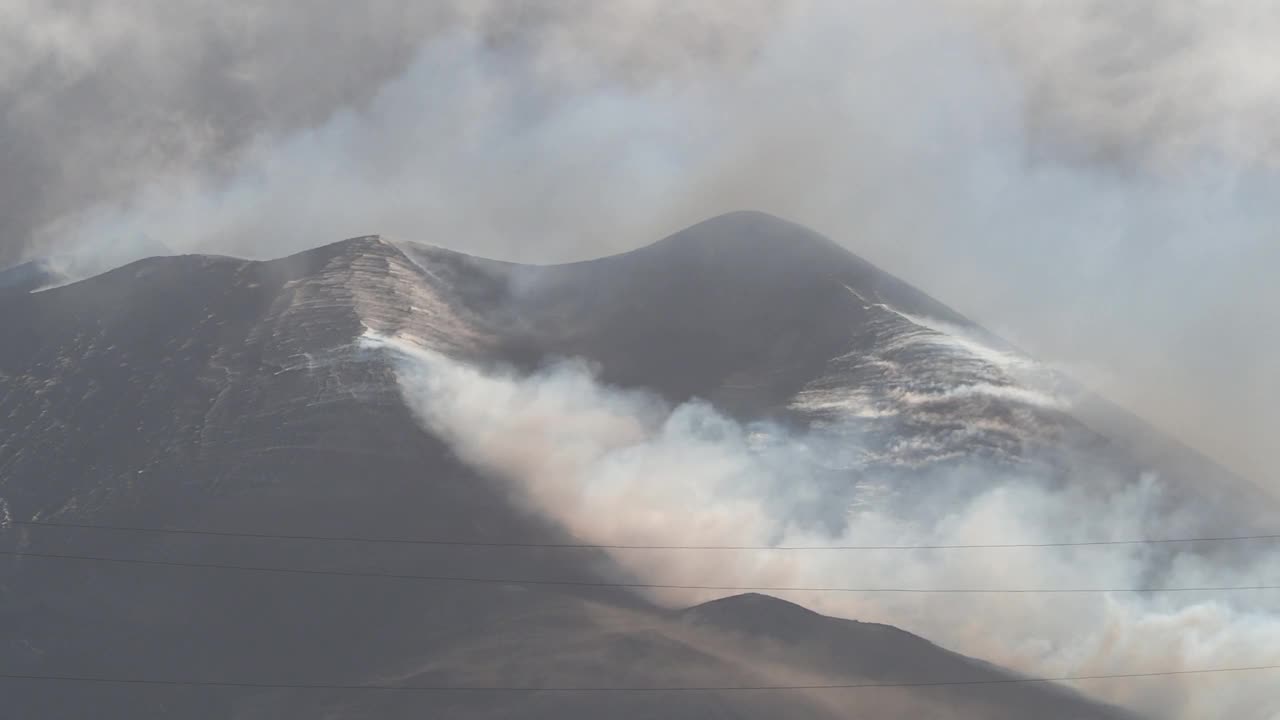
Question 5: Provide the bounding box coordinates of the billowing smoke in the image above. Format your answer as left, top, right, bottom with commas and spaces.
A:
365, 331, 1280, 719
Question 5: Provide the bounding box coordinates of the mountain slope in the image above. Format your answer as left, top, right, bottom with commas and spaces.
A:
0, 212, 1256, 718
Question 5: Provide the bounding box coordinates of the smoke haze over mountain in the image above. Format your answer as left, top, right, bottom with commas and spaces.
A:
4, 5, 1278, 710
4, 0, 1276, 494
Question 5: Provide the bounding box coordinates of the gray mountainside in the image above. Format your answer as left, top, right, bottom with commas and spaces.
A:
3, 211, 1258, 718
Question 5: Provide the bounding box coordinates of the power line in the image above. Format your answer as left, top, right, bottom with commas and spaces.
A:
3, 548, 1278, 594
0, 664, 1277, 692
10, 519, 1280, 551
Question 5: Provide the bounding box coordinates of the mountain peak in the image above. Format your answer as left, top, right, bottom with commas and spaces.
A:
681, 592, 826, 626
690, 209, 819, 234
643, 210, 844, 261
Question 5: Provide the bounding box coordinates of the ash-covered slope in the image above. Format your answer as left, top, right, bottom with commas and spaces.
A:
0, 212, 1238, 719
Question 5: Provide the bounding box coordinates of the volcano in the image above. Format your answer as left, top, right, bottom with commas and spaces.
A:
1, 211, 1263, 718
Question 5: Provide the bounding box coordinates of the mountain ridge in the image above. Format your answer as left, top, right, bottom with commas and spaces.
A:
0, 211, 1258, 718
4, 213, 1270, 513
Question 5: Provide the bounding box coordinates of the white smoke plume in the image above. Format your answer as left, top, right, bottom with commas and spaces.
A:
366, 332, 1280, 719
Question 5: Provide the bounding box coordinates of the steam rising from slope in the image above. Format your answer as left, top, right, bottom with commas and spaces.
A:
366, 332, 1280, 719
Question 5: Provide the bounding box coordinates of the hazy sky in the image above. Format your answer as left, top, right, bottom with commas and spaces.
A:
3, 0, 1277, 491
